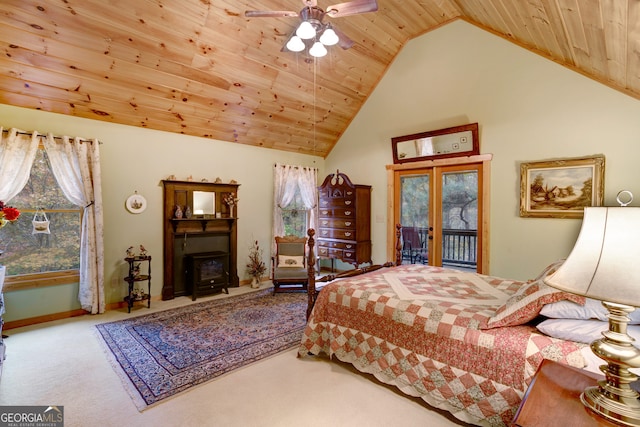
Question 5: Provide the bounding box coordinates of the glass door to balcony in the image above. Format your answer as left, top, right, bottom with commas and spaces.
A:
397, 163, 482, 272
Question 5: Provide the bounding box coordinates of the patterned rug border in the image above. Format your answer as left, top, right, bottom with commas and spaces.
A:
95, 288, 307, 411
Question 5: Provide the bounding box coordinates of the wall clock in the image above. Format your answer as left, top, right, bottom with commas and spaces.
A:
125, 192, 147, 214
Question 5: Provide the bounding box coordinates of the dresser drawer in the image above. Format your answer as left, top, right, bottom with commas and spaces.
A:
324, 241, 356, 251
318, 245, 330, 257
318, 208, 356, 218
318, 228, 356, 240
319, 197, 355, 209
318, 218, 356, 229
317, 243, 357, 261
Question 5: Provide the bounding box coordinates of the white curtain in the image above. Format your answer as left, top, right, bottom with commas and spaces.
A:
44, 134, 105, 314
0, 128, 40, 201
297, 167, 318, 235
272, 164, 318, 255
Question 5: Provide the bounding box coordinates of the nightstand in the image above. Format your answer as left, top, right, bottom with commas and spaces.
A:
512, 359, 618, 426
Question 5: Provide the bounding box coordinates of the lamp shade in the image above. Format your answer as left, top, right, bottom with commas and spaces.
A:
319, 26, 339, 46
544, 207, 640, 306
286, 35, 305, 52
309, 41, 327, 57
296, 21, 316, 39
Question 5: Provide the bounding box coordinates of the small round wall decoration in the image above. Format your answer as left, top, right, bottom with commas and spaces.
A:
125, 191, 147, 214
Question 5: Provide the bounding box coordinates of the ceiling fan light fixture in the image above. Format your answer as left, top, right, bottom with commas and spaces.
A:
286, 35, 305, 52
296, 21, 316, 39
319, 26, 339, 46
309, 41, 327, 57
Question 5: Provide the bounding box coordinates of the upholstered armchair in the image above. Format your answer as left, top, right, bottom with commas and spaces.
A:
272, 235, 308, 294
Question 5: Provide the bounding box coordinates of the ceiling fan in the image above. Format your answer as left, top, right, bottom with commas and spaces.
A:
245, 0, 378, 57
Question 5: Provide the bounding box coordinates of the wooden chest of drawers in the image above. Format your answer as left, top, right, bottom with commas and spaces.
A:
317, 171, 372, 268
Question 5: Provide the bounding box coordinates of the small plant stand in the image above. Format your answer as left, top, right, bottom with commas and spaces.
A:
124, 255, 151, 313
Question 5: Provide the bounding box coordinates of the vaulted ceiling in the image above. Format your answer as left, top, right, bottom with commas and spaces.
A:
0, 1, 638, 158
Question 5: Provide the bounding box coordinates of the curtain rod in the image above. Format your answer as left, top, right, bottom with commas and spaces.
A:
1, 128, 101, 144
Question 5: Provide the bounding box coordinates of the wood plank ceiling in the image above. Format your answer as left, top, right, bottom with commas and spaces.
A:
0, 0, 638, 158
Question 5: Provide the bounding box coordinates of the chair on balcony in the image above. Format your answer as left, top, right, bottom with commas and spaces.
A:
272, 235, 308, 294
401, 226, 428, 264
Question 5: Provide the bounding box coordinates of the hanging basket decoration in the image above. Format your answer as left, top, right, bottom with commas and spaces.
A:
32, 209, 51, 234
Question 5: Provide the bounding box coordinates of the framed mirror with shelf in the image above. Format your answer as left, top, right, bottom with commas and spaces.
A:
193, 191, 215, 217
392, 123, 479, 164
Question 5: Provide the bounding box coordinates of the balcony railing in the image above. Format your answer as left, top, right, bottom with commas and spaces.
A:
402, 227, 477, 269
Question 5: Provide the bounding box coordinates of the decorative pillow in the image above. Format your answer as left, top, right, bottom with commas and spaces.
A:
278, 255, 304, 268
536, 318, 640, 348
541, 298, 640, 324
483, 280, 584, 329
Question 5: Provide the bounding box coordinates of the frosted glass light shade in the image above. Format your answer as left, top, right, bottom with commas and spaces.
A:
296, 21, 316, 39
319, 27, 339, 46
309, 41, 327, 57
286, 36, 305, 52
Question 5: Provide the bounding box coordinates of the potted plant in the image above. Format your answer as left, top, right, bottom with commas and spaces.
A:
246, 240, 266, 288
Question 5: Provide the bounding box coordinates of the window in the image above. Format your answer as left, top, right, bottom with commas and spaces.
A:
0, 147, 81, 287
281, 186, 308, 237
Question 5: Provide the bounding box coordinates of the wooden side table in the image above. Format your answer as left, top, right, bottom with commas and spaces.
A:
512, 359, 618, 427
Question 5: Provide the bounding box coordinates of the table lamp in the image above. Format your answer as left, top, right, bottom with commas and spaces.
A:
544, 204, 640, 425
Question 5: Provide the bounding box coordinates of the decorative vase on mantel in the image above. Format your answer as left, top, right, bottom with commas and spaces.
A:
174, 205, 183, 219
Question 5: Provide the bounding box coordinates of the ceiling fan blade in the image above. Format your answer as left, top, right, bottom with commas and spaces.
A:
245, 10, 299, 18
325, 0, 378, 18
332, 26, 355, 49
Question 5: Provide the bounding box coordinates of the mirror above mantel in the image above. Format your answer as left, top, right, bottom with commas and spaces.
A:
391, 123, 479, 164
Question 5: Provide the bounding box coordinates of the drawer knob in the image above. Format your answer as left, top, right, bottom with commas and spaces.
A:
322, 210, 329, 215
344, 200, 352, 205
345, 211, 352, 216
346, 245, 353, 249
345, 222, 352, 226
322, 221, 328, 225
344, 232, 352, 237
322, 230, 328, 235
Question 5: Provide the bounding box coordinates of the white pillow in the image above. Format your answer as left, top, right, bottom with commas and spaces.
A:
541, 298, 640, 324
537, 318, 640, 348
278, 255, 304, 268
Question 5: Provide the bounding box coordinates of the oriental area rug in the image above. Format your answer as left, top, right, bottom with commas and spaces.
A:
95, 289, 307, 410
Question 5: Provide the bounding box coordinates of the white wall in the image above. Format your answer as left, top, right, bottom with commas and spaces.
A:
0, 105, 323, 322
327, 20, 640, 280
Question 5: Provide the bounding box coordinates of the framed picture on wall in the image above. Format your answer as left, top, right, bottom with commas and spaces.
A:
520, 155, 605, 218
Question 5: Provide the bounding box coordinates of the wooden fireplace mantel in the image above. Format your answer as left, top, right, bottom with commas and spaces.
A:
162, 180, 240, 300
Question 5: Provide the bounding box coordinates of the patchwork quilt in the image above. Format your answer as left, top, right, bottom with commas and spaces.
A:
298, 264, 586, 426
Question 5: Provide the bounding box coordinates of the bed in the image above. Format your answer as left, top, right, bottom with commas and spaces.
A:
297, 228, 592, 426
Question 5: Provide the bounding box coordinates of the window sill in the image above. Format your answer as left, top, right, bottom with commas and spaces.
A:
3, 270, 80, 292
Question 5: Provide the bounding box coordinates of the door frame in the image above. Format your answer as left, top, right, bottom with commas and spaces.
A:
385, 153, 492, 274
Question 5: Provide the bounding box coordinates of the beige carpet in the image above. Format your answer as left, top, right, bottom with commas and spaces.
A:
0, 283, 469, 427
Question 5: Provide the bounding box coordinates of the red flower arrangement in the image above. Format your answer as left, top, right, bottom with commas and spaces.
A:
0, 201, 20, 228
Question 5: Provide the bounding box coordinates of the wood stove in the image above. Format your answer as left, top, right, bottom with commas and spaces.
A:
185, 251, 229, 300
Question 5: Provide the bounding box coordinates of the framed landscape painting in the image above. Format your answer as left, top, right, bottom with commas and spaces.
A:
520, 155, 605, 218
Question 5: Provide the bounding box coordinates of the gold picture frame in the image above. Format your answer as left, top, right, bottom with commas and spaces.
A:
520, 155, 605, 218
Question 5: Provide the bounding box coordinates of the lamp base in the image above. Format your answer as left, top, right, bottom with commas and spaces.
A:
582, 302, 640, 426
582, 385, 640, 426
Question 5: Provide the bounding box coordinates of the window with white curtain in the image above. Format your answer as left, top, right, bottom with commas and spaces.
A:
281, 186, 308, 237
272, 164, 318, 247
0, 146, 81, 276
